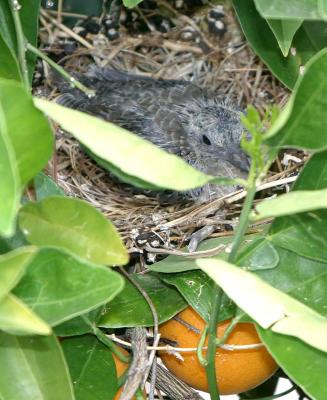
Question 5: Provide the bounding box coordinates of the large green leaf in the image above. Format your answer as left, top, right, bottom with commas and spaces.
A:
160, 270, 235, 323
254, 0, 327, 20
34, 172, 65, 200
233, 0, 327, 88
266, 48, 327, 150
0, 101, 20, 237
62, 335, 118, 400
251, 189, 327, 221
0, 293, 51, 335
258, 328, 327, 400
149, 236, 234, 273
0, 33, 21, 80
33, 98, 217, 191
0, 332, 75, 400
54, 307, 104, 337
197, 258, 327, 352
0, 246, 36, 301
0, 0, 41, 82
149, 234, 277, 274
19, 196, 128, 266
99, 273, 187, 328
13, 248, 125, 326
0, 79, 54, 186
266, 19, 303, 56
269, 151, 327, 263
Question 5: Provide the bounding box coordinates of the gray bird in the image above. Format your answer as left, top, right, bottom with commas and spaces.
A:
56, 67, 249, 201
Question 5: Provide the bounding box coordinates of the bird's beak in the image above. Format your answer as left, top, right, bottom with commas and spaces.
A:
226, 144, 251, 172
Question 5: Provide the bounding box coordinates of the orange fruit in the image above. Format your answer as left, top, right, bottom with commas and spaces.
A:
159, 306, 278, 395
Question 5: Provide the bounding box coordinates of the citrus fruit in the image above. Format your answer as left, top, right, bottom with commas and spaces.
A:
159, 306, 278, 395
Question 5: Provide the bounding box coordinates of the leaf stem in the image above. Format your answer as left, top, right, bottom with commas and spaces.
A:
9, 0, 29, 89
205, 287, 223, 399
25, 43, 95, 97
205, 163, 258, 400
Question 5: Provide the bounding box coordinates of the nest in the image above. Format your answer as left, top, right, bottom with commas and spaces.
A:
36, 1, 301, 255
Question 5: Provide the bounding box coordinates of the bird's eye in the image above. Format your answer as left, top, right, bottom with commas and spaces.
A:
202, 135, 212, 145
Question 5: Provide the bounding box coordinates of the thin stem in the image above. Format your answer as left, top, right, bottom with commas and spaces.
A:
80, 315, 130, 363
25, 42, 95, 97
196, 325, 208, 366
205, 287, 223, 400
205, 163, 258, 400
228, 168, 257, 264
215, 313, 243, 347
10, 0, 29, 89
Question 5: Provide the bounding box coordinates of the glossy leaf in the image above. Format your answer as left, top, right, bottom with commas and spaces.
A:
258, 328, 327, 400
34, 98, 215, 191
197, 258, 327, 352
0, 79, 54, 186
266, 19, 302, 56
233, 0, 327, 88
149, 236, 233, 273
149, 234, 276, 274
0, 332, 75, 400
13, 248, 125, 326
54, 307, 104, 337
0, 109, 20, 237
34, 172, 65, 200
0, 246, 36, 301
251, 189, 327, 221
0, 0, 41, 82
254, 0, 327, 20
257, 247, 327, 318
99, 273, 187, 328
160, 270, 235, 323
269, 151, 327, 262
0, 33, 21, 81
123, 0, 144, 8
19, 196, 128, 266
266, 48, 327, 150
62, 335, 118, 400
0, 293, 51, 335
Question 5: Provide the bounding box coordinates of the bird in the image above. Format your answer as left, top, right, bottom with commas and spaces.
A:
55, 66, 249, 201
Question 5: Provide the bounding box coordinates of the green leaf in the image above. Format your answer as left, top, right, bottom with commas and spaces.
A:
265, 48, 327, 150
62, 335, 118, 400
0, 293, 51, 335
19, 196, 128, 266
254, 0, 327, 20
160, 270, 235, 323
0, 33, 21, 80
99, 273, 187, 328
266, 19, 302, 56
13, 248, 125, 326
0, 105, 20, 237
54, 307, 104, 337
33, 98, 215, 191
269, 151, 327, 262
258, 328, 327, 400
0, 0, 41, 82
233, 0, 327, 88
0, 79, 54, 186
197, 258, 327, 352
149, 236, 234, 273
0, 332, 75, 400
0, 246, 36, 301
250, 189, 327, 221
34, 172, 65, 200
122, 0, 144, 8
149, 234, 276, 274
